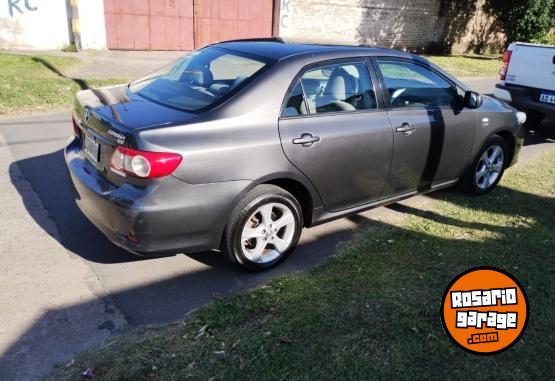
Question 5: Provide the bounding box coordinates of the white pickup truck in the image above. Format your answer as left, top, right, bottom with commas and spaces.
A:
494, 42, 555, 127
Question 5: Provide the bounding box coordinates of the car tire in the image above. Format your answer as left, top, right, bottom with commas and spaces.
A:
524, 110, 545, 129
223, 185, 303, 271
460, 135, 508, 195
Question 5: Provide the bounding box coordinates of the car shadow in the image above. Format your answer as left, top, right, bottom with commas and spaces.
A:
8, 148, 374, 326
8, 147, 364, 267
3, 179, 553, 380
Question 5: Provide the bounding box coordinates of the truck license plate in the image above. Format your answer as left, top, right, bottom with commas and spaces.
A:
539, 92, 555, 105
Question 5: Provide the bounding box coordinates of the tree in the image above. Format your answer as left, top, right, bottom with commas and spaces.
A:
484, 0, 555, 44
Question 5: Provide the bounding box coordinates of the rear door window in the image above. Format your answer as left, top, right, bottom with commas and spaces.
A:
283, 81, 309, 117
282, 61, 377, 117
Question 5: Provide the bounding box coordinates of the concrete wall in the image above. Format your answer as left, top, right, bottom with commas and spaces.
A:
77, 0, 106, 49
0, 0, 71, 49
278, 0, 443, 50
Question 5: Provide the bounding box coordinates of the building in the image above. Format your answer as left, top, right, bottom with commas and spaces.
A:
0, 0, 503, 53
0, 0, 276, 51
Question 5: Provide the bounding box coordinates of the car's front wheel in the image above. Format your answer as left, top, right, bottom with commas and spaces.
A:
460, 135, 508, 195
223, 185, 303, 271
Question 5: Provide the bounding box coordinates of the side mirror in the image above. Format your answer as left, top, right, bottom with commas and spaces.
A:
463, 91, 483, 109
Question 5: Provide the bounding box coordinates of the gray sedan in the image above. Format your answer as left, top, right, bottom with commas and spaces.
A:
65, 38, 525, 270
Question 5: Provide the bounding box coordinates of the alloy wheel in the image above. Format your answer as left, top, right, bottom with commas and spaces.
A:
240, 202, 296, 263
475, 144, 504, 190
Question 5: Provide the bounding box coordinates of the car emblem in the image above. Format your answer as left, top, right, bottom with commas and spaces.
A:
84, 110, 90, 123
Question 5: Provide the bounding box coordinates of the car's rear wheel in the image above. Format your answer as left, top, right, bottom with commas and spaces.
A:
223, 185, 303, 271
460, 135, 508, 195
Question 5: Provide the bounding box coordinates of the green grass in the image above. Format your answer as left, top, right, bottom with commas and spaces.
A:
425, 55, 502, 78
50, 151, 555, 380
0, 53, 127, 115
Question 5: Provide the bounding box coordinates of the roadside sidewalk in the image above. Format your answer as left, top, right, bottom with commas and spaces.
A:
0, 132, 127, 381
462, 77, 498, 94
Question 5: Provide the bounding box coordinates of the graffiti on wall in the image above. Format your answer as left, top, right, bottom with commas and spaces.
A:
280, 0, 293, 36
8, 0, 37, 17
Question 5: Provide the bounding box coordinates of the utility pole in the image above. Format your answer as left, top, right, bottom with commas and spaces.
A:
66, 0, 81, 49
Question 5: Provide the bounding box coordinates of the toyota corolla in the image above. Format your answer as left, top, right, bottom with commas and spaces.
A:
65, 38, 525, 270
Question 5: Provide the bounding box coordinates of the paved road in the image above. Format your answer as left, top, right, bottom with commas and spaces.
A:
0, 78, 553, 380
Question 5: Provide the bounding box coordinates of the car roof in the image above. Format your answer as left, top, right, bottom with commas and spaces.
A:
212, 37, 419, 62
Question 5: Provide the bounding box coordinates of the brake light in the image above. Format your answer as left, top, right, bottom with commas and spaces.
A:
110, 147, 182, 179
499, 50, 512, 80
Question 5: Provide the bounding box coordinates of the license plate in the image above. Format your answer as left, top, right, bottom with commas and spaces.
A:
539, 93, 555, 105
83, 134, 100, 163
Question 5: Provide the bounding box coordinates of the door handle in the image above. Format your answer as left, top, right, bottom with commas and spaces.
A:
396, 123, 416, 135
293, 133, 320, 147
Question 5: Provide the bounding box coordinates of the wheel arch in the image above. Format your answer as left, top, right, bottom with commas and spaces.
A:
221, 173, 321, 245
263, 177, 315, 227
494, 130, 516, 166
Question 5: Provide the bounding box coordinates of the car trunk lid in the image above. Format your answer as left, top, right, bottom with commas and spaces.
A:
74, 84, 197, 186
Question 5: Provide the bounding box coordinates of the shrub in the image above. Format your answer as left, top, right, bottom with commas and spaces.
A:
531, 32, 555, 46
484, 0, 555, 44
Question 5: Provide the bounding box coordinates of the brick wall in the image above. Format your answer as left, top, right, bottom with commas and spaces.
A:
278, 0, 443, 51
277, 0, 507, 53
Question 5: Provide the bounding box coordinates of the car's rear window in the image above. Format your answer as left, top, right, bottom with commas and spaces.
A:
129, 47, 270, 112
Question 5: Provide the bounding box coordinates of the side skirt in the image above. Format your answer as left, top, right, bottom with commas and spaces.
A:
309, 179, 459, 227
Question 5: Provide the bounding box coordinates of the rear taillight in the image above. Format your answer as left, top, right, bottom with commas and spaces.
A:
110, 147, 182, 179
499, 50, 512, 80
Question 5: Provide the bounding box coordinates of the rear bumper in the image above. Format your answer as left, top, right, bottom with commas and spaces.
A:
495, 83, 555, 116
64, 137, 251, 255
